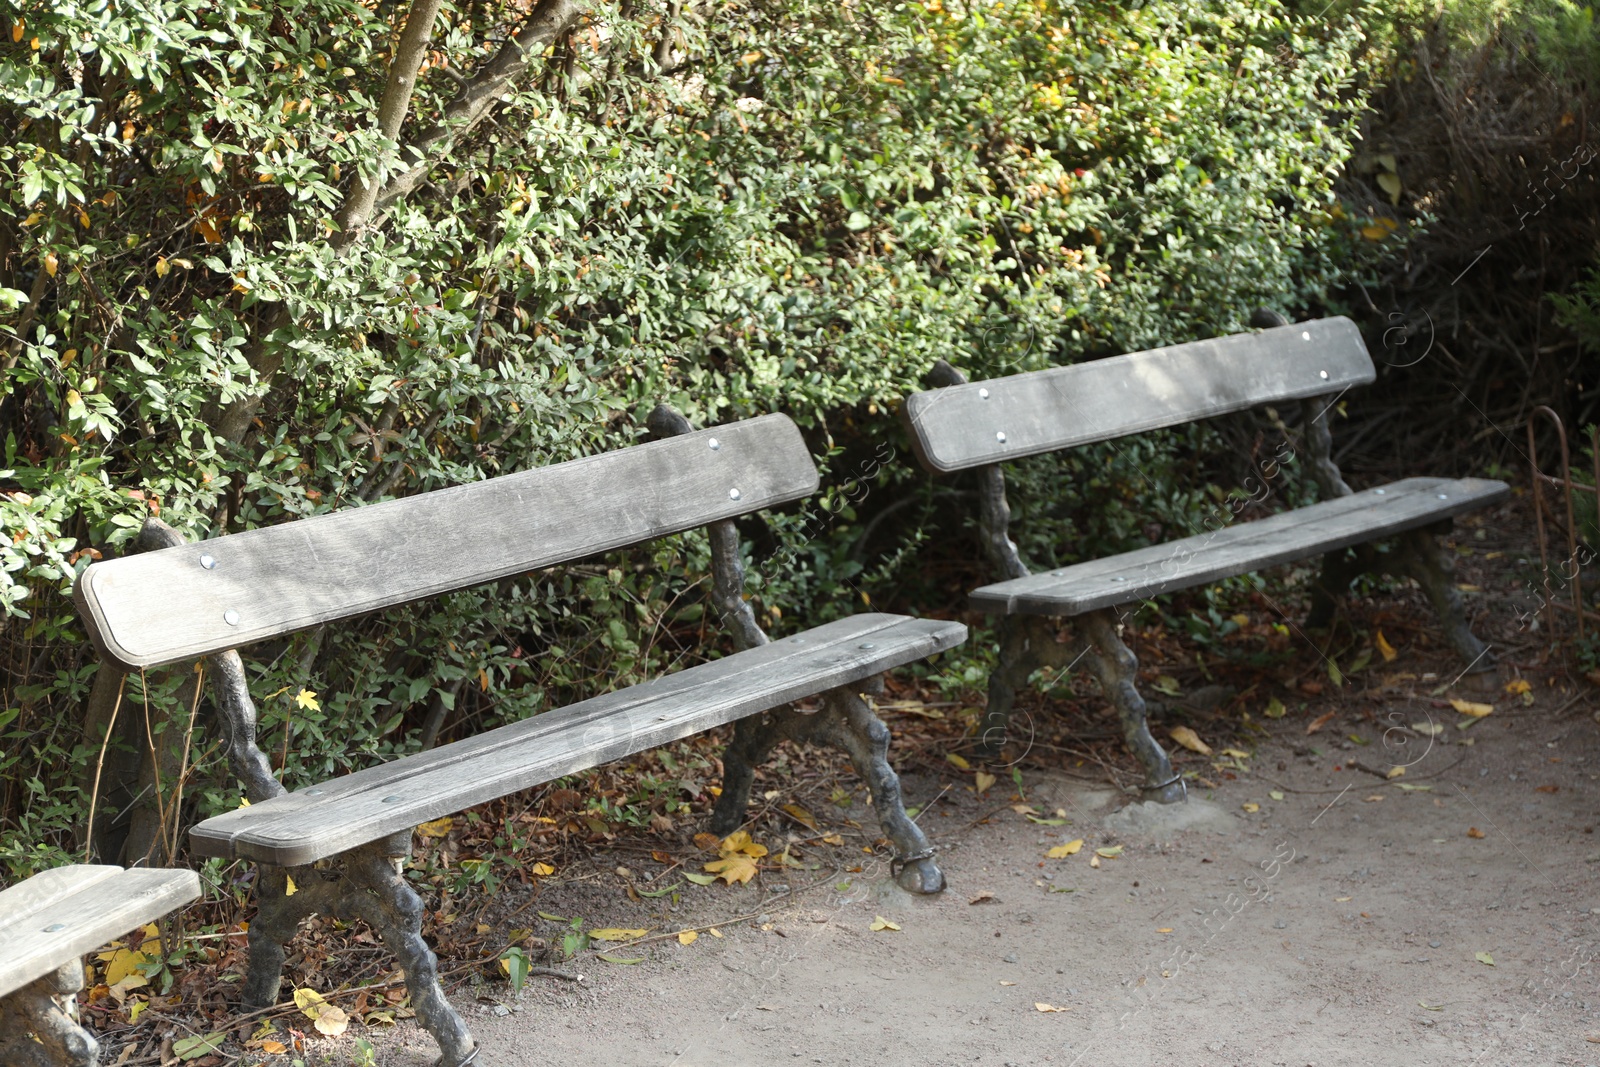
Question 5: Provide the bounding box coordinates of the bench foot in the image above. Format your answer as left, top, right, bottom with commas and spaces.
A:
711, 690, 947, 894
0, 962, 98, 1067
1079, 611, 1183, 804
241, 840, 476, 1067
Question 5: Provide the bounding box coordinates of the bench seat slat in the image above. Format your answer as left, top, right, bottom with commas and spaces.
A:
904, 317, 1374, 473
75, 416, 818, 670
971, 477, 1510, 616
0, 866, 201, 1000
190, 613, 967, 867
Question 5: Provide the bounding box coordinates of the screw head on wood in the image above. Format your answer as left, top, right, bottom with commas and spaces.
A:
200, 554, 217, 569
978, 388, 990, 399
708, 438, 721, 451
42, 923, 65, 933
1112, 576, 1127, 582
223, 609, 240, 626
1319, 370, 1329, 379
381, 795, 402, 804
996, 431, 1007, 443
858, 643, 876, 650
729, 488, 742, 501
1437, 493, 1448, 499
305, 789, 324, 796
1301, 331, 1311, 340
1375, 488, 1386, 495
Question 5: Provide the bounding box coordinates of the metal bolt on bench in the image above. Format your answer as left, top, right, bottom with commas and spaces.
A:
74, 409, 965, 1066
903, 314, 1509, 802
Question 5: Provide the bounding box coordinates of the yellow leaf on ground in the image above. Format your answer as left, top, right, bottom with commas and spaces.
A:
1386, 765, 1406, 779
313, 1004, 349, 1037
294, 988, 327, 1014
416, 817, 453, 839
1242, 802, 1260, 813
869, 916, 901, 932
1089, 854, 1101, 869
780, 803, 818, 830
589, 928, 647, 942
531, 862, 555, 876
1034, 1002, 1070, 1013
1263, 697, 1287, 719
704, 854, 759, 885
1376, 631, 1398, 662
1306, 711, 1336, 734
259, 1040, 286, 1054
974, 771, 996, 795
946, 753, 971, 771
285, 875, 297, 897
678, 930, 698, 946
1095, 845, 1123, 858
1450, 699, 1494, 718
102, 949, 150, 987
1046, 839, 1084, 859
707, 928, 723, 938
1169, 726, 1211, 755
1505, 679, 1531, 695
821, 834, 844, 846
1220, 747, 1250, 759
1467, 827, 1485, 839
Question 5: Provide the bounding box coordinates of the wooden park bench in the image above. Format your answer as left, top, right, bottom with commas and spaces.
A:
903, 315, 1509, 802
73, 407, 965, 1067
1, 864, 199, 1066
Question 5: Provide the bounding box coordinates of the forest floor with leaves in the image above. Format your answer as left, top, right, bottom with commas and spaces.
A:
81, 494, 1600, 1067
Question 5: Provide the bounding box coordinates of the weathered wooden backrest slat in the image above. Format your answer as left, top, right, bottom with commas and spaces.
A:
76, 415, 818, 669
903, 317, 1374, 473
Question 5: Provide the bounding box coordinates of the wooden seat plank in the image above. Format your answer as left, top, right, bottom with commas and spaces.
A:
0, 866, 201, 1000
903, 317, 1374, 473
971, 477, 1510, 616
75, 416, 818, 670
191, 613, 967, 866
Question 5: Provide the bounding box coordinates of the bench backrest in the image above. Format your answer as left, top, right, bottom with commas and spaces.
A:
903, 316, 1374, 474
76, 415, 818, 670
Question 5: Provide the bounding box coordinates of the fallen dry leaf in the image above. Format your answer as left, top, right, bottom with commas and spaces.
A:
1535, 784, 1559, 794
870, 916, 901, 932
969, 891, 997, 905
703, 853, 759, 884
589, 928, 648, 942
1386, 765, 1406, 779
678, 930, 698, 946
1046, 839, 1084, 859
1475, 951, 1495, 966
1034, 1002, 1070, 1013
1467, 827, 1486, 839
1169, 725, 1212, 755
946, 752, 972, 771
415, 817, 453, 839
1241, 802, 1260, 813
974, 771, 996, 795
313, 1005, 349, 1037
1306, 711, 1336, 734
1376, 630, 1398, 662
1449, 699, 1494, 718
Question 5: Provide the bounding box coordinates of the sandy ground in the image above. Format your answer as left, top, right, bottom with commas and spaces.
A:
355, 680, 1600, 1067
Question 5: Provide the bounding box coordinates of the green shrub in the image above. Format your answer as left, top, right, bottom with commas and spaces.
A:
1, 0, 1374, 877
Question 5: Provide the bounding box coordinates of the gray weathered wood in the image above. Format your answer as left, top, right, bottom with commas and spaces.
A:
190, 613, 967, 866
971, 477, 1510, 616
0, 865, 201, 1000
76, 415, 818, 670
904, 317, 1374, 473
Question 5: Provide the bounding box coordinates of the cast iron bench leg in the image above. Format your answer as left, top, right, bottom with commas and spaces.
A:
244, 836, 478, 1067
710, 684, 946, 894
1079, 610, 1185, 804
1393, 529, 1495, 671
0, 962, 98, 1067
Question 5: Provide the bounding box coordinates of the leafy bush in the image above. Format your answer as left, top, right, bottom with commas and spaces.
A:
1, 0, 1374, 876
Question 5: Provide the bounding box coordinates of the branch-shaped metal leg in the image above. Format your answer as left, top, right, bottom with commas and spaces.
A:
1392, 529, 1496, 671
1306, 547, 1374, 630
0, 962, 98, 1067
241, 840, 476, 1067
711, 696, 946, 894
710, 713, 788, 836
975, 615, 1039, 758
343, 845, 477, 1067
819, 688, 946, 894
1079, 610, 1185, 804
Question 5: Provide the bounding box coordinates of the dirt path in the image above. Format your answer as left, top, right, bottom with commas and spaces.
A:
356, 688, 1600, 1067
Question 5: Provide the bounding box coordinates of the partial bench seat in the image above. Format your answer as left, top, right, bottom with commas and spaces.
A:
1, 865, 199, 1067
973, 476, 1510, 615
191, 613, 962, 867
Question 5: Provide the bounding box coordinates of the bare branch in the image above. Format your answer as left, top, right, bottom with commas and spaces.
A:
372, 0, 584, 217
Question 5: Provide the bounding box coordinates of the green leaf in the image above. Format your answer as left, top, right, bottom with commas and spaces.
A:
597, 954, 645, 965
172, 1033, 227, 1060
